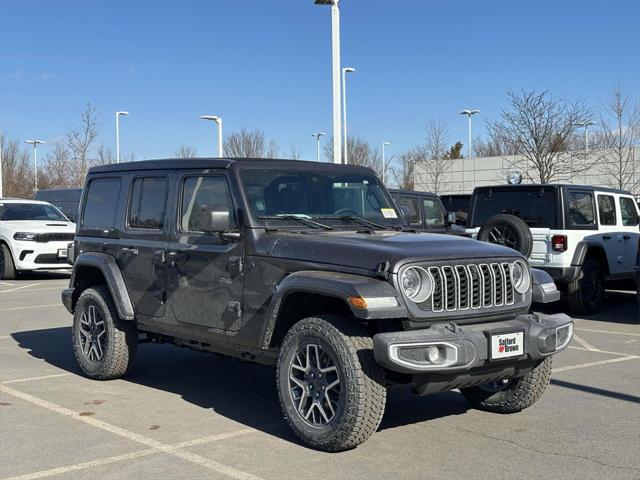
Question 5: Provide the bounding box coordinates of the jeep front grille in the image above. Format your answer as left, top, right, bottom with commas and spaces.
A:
426, 263, 515, 312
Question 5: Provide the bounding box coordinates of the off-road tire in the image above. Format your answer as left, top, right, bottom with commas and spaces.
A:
461, 357, 552, 413
0, 244, 17, 280
568, 258, 605, 315
477, 214, 533, 257
276, 315, 387, 452
72, 286, 137, 380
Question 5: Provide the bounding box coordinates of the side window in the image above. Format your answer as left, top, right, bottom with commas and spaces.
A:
397, 196, 421, 225
180, 176, 235, 233
597, 195, 616, 226
83, 177, 122, 228
128, 177, 169, 230
422, 198, 445, 226
567, 191, 595, 227
620, 197, 639, 226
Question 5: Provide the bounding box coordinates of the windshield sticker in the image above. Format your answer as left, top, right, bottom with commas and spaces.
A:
380, 208, 398, 219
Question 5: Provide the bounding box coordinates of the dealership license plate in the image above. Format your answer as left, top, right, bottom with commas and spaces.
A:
490, 332, 524, 360
57, 249, 68, 259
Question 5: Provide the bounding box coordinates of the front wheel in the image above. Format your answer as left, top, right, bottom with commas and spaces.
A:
276, 315, 386, 452
568, 259, 605, 315
0, 244, 17, 280
72, 286, 137, 380
460, 357, 552, 413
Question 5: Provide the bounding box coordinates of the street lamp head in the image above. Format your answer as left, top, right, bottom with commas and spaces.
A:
312, 132, 326, 138
314, 0, 337, 5
459, 109, 480, 116
25, 139, 45, 145
116, 111, 129, 117
382, 141, 390, 146
200, 115, 221, 123
343, 67, 356, 73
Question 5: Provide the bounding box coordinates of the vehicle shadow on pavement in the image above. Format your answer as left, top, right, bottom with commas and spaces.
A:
12, 326, 471, 445
536, 290, 639, 324
11, 271, 71, 281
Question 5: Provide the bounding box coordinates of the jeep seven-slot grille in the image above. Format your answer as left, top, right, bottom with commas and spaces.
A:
426, 263, 515, 312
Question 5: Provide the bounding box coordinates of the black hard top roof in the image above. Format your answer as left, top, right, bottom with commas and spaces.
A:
389, 189, 438, 197
473, 183, 632, 196
89, 157, 375, 175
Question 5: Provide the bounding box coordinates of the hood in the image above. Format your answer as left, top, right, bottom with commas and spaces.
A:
0, 220, 76, 232
255, 230, 523, 273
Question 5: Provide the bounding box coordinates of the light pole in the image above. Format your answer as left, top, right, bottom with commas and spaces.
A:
312, 132, 325, 162
341, 67, 355, 164
25, 139, 45, 191
200, 115, 223, 157
315, 0, 342, 164
115, 111, 129, 163
0, 131, 3, 198
459, 109, 480, 186
381, 141, 390, 184
577, 121, 595, 151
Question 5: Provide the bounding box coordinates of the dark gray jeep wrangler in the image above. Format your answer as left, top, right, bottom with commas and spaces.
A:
62, 158, 573, 451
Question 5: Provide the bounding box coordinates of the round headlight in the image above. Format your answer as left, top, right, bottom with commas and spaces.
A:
400, 266, 433, 303
511, 260, 531, 294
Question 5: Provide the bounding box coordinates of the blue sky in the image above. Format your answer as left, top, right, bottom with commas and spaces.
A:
1, 0, 639, 162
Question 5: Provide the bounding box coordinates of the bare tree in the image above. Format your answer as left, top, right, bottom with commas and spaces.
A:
323, 136, 382, 175
174, 145, 198, 159
95, 144, 114, 165
473, 130, 518, 157
224, 127, 280, 158
597, 86, 640, 192
67, 103, 99, 185
489, 89, 593, 183
421, 119, 452, 193
41, 142, 73, 188
392, 149, 421, 190
0, 134, 33, 197
288, 145, 304, 160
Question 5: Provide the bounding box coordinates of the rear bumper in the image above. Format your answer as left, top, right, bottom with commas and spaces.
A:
373, 312, 573, 377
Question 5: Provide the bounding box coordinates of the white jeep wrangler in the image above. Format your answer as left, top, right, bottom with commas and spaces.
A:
466, 184, 639, 315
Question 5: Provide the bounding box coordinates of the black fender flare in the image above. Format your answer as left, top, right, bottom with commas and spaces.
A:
259, 270, 407, 349
571, 241, 608, 267
68, 252, 135, 320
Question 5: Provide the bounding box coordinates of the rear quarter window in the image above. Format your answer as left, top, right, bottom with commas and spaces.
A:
471, 188, 557, 228
620, 197, 639, 226
82, 177, 122, 228
567, 191, 596, 228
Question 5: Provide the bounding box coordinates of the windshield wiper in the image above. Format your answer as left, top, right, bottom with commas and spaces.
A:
319, 215, 388, 230
258, 215, 334, 230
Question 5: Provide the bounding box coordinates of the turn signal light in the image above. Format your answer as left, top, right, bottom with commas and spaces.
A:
551, 235, 568, 252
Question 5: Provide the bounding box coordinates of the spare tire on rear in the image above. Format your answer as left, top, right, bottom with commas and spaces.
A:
477, 214, 533, 257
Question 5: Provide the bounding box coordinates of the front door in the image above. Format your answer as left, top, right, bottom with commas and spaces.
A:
117, 173, 171, 318
166, 172, 244, 331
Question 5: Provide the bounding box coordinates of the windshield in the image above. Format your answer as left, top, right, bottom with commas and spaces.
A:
0, 202, 68, 222
471, 188, 557, 228
241, 168, 402, 228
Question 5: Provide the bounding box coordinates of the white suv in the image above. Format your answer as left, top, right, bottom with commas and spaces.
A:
466, 185, 640, 315
0, 198, 76, 279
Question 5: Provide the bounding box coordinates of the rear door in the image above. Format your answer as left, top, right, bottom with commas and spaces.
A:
618, 195, 640, 273
595, 192, 624, 274
118, 173, 172, 318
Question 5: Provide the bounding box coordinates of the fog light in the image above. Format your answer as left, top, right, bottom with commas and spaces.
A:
427, 345, 440, 363
555, 324, 573, 350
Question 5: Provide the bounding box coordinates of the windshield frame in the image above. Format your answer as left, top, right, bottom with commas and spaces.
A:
237, 166, 404, 230
0, 202, 69, 222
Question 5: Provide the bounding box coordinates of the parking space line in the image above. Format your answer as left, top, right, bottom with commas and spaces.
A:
0, 281, 16, 286
3, 373, 74, 384
0, 286, 67, 294
568, 346, 630, 357
554, 355, 640, 373
572, 334, 599, 351
0, 335, 9, 340
0, 283, 41, 294
0, 384, 264, 480
576, 328, 640, 337
0, 303, 63, 312
2, 449, 158, 480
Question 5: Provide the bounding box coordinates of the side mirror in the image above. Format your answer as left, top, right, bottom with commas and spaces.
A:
446, 212, 456, 225
66, 214, 76, 223
200, 206, 241, 242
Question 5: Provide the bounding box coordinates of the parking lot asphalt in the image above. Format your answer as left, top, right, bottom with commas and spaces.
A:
1, 273, 639, 480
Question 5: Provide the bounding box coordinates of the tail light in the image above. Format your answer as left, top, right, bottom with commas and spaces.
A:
551, 235, 568, 252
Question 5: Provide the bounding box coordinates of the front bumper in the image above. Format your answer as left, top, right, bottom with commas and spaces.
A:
373, 312, 573, 376
12, 240, 72, 271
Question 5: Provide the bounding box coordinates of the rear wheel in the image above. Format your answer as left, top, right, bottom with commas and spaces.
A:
72, 286, 137, 380
461, 357, 552, 413
568, 258, 605, 315
276, 315, 386, 452
477, 214, 533, 257
0, 244, 17, 280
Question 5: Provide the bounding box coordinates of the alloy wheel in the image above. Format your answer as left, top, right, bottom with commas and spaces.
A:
79, 305, 106, 363
288, 343, 341, 427
487, 226, 518, 250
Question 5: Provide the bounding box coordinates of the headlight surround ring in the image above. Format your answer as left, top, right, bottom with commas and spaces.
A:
511, 260, 531, 294
400, 266, 434, 303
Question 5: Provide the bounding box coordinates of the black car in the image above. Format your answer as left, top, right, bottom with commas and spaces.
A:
62, 158, 572, 451
34, 188, 83, 222
389, 189, 458, 233
440, 193, 471, 226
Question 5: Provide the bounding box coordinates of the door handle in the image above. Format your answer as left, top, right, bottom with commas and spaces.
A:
602, 235, 611, 240
623, 235, 631, 240
120, 247, 139, 255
